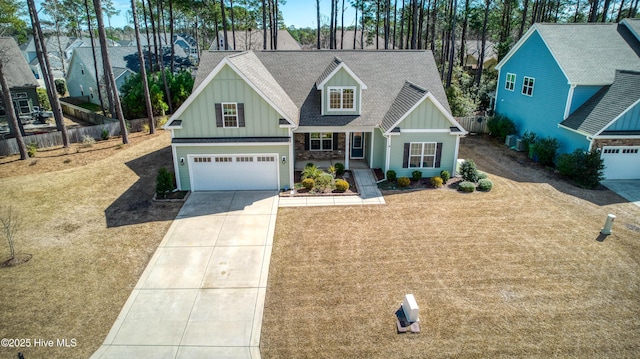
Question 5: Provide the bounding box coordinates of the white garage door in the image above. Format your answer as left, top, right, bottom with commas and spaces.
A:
190, 154, 278, 191
601, 146, 640, 180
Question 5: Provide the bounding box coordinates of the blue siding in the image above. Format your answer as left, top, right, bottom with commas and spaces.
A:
605, 102, 640, 131
570, 86, 603, 114
496, 31, 587, 154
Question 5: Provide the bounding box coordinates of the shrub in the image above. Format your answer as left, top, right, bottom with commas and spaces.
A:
301, 178, 315, 190
521, 130, 537, 154
397, 176, 410, 187
487, 114, 516, 142
328, 165, 337, 178
157, 116, 168, 128
156, 167, 174, 197
301, 164, 323, 181
386, 170, 397, 182
460, 159, 479, 182
477, 178, 493, 191
54, 79, 67, 96
334, 162, 345, 176
557, 149, 604, 189
335, 179, 349, 192
82, 135, 96, 147
440, 170, 450, 183
531, 137, 559, 167
477, 171, 488, 180
458, 181, 476, 192
100, 128, 110, 140
26, 142, 37, 157
36, 88, 51, 111
412, 170, 423, 182
315, 172, 334, 191
306, 162, 314, 168
431, 176, 443, 188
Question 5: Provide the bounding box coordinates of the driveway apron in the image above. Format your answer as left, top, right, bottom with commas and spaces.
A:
92, 191, 278, 359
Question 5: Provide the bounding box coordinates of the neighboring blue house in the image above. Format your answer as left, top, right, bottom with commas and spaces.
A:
494, 19, 640, 180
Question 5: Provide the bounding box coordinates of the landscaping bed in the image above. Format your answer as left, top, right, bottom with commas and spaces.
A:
282, 168, 358, 196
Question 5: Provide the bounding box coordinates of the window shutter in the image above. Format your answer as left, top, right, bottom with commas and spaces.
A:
402, 143, 410, 168
333, 133, 339, 150
237, 103, 245, 127
435, 142, 443, 168
304, 133, 310, 150
215, 103, 222, 127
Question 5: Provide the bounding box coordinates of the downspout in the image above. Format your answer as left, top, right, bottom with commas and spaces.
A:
383, 133, 392, 179
564, 84, 576, 119
453, 134, 461, 176
289, 125, 298, 190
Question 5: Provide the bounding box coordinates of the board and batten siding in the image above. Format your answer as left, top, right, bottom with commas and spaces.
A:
371, 129, 386, 169
604, 102, 640, 132
398, 97, 456, 130
388, 132, 458, 178
174, 144, 291, 191
173, 65, 290, 138
495, 30, 587, 154
323, 67, 361, 116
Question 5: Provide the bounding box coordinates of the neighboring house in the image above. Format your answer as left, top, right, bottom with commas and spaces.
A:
0, 37, 40, 124
21, 35, 120, 81
461, 39, 497, 70
164, 50, 466, 191
128, 33, 198, 60
66, 46, 139, 104
211, 29, 301, 51
494, 19, 640, 180
65, 45, 191, 105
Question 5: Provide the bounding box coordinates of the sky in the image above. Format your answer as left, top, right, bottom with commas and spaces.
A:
33, 0, 358, 30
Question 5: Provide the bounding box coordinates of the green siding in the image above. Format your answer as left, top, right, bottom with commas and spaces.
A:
174, 65, 289, 138
323, 68, 361, 115
372, 129, 386, 169
389, 132, 458, 178
399, 97, 454, 130
174, 144, 291, 191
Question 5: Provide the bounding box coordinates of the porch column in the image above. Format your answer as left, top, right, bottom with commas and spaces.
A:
344, 131, 350, 169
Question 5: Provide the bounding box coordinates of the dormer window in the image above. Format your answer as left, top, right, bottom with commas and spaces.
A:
328, 86, 355, 111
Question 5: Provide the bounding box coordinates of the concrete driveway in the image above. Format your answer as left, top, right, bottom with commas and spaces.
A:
92, 191, 278, 359
602, 180, 640, 208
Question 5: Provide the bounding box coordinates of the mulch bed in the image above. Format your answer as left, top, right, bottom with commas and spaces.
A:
286, 170, 358, 196
378, 176, 463, 192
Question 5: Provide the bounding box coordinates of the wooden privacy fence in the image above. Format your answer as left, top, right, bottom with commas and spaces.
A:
0, 118, 148, 157
59, 98, 116, 126
455, 116, 489, 134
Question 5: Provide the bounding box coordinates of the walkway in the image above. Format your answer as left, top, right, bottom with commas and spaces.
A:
92, 191, 278, 359
279, 169, 385, 207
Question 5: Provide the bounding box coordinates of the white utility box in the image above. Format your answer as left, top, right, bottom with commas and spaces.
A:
402, 294, 419, 322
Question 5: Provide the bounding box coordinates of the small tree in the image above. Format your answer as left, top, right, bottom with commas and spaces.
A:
532, 137, 559, 167
54, 79, 67, 96
460, 159, 479, 182
156, 167, 174, 198
487, 114, 517, 142
37, 88, 51, 111
0, 206, 20, 260
557, 149, 604, 189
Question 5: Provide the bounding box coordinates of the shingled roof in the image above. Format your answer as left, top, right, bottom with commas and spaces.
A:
194, 50, 450, 128
0, 37, 38, 89
560, 70, 640, 136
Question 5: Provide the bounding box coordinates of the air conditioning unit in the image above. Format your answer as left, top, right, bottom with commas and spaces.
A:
515, 138, 526, 152
505, 135, 517, 147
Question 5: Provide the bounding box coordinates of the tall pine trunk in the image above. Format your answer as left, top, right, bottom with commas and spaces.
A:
169, 0, 175, 73
263, 0, 267, 50
230, 0, 237, 49
84, 0, 107, 116
0, 61, 28, 159
27, 0, 69, 148
317, 0, 321, 49
147, 0, 160, 69
330, 0, 335, 49
93, 0, 128, 144
158, 0, 173, 114
131, 0, 155, 134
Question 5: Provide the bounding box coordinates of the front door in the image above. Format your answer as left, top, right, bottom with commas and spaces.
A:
350, 132, 364, 159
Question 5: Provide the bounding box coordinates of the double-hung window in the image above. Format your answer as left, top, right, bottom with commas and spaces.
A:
505, 73, 516, 91
409, 142, 437, 168
328, 87, 355, 110
310, 132, 333, 151
522, 76, 535, 96
222, 103, 238, 127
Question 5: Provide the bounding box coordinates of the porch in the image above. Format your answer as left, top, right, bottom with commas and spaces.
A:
293, 131, 373, 170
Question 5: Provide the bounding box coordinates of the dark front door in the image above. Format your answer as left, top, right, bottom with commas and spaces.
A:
351, 132, 364, 159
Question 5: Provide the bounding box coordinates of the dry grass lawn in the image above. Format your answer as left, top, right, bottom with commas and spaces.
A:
0, 131, 182, 358
262, 135, 640, 358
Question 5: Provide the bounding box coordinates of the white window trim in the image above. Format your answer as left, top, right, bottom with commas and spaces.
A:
522, 76, 535, 97
310, 132, 333, 151
505, 73, 516, 91
327, 86, 356, 111
409, 142, 437, 169
222, 102, 239, 128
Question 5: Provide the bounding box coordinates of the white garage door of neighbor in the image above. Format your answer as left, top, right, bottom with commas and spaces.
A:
601, 146, 640, 180
190, 154, 279, 191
